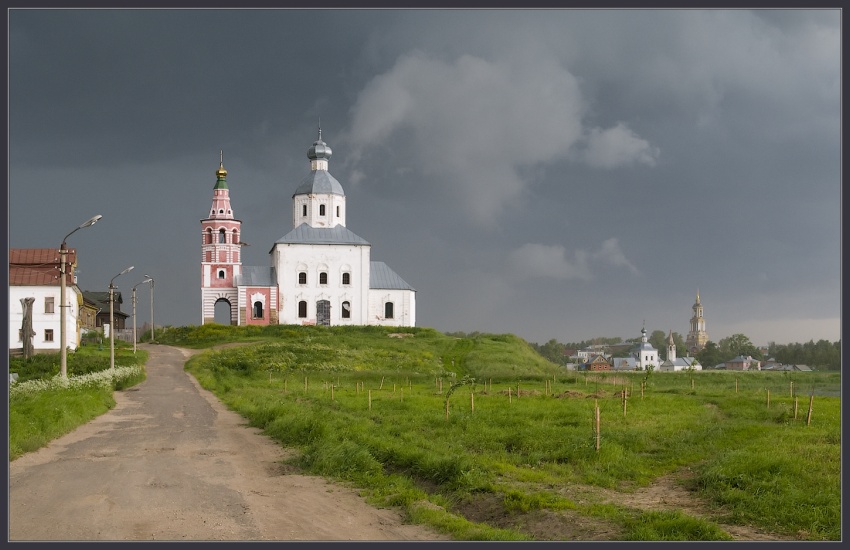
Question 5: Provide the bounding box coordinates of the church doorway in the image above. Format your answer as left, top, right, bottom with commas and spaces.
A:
214, 298, 233, 325
316, 300, 331, 326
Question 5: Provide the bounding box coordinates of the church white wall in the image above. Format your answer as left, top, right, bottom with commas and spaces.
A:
274, 243, 371, 325
291, 193, 346, 229
368, 288, 416, 327
10, 285, 80, 352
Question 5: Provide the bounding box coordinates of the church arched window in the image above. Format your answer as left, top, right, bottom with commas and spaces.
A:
232, 229, 238, 244
384, 302, 394, 319
206, 228, 213, 244
219, 229, 226, 243
319, 272, 328, 285
319, 204, 326, 216
253, 301, 264, 319
302, 204, 307, 216
342, 301, 351, 319
218, 269, 225, 279
342, 272, 350, 285
298, 301, 307, 318
298, 272, 307, 285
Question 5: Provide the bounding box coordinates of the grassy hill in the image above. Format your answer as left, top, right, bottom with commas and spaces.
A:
158, 323, 839, 541
155, 324, 560, 380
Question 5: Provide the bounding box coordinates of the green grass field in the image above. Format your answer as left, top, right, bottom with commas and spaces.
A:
8, 343, 147, 461
163, 324, 840, 541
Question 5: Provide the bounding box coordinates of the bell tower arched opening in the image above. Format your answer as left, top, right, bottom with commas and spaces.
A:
214, 298, 233, 325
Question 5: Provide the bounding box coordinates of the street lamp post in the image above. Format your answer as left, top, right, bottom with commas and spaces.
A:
109, 266, 134, 370
132, 278, 152, 353
59, 215, 102, 378
145, 274, 155, 341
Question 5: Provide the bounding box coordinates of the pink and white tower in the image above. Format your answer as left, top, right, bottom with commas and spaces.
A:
201, 153, 242, 324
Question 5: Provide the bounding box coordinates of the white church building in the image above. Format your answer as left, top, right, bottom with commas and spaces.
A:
200, 130, 416, 328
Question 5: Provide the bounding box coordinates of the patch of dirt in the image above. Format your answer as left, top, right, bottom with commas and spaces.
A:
497, 389, 542, 397
562, 470, 797, 541
452, 492, 623, 541
449, 469, 797, 541
554, 390, 586, 399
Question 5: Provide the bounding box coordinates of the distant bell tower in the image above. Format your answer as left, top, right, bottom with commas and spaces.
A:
686, 289, 708, 355
200, 152, 242, 324
667, 329, 677, 362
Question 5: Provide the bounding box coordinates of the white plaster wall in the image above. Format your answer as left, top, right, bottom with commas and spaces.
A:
274, 242, 370, 325
368, 288, 416, 327
291, 193, 347, 229
9, 285, 80, 352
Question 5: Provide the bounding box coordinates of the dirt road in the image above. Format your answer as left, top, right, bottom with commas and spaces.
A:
9, 344, 448, 541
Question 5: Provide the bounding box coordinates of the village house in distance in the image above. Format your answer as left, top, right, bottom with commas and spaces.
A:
200, 130, 416, 328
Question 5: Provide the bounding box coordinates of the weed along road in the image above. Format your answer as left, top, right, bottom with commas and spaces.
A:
9, 344, 446, 541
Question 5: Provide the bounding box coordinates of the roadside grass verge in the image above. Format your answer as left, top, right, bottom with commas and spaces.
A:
181, 329, 840, 541
9, 344, 147, 461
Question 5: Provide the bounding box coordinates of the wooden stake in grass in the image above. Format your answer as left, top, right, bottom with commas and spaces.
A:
331, 384, 335, 401
766, 389, 770, 408
622, 388, 627, 418
439, 378, 443, 394
806, 392, 814, 426
305, 376, 308, 393
735, 378, 739, 394
595, 400, 601, 452
790, 381, 794, 399
471, 391, 475, 413
368, 389, 372, 411
794, 396, 799, 419
691, 378, 695, 390
509, 387, 512, 404
379, 376, 385, 390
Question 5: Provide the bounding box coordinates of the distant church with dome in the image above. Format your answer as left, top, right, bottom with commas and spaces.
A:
610, 291, 708, 372
200, 130, 416, 327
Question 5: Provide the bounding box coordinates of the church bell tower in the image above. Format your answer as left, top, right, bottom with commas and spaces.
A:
686, 289, 708, 355
200, 153, 242, 324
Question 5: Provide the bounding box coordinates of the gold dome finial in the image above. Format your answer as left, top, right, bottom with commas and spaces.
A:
216, 149, 227, 178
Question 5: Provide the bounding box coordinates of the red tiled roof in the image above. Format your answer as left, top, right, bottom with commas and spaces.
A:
9, 248, 77, 287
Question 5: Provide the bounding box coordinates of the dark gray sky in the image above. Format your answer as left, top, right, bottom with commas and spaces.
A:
8, 8, 841, 346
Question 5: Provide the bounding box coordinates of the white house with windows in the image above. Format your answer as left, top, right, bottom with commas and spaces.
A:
201, 130, 415, 327
9, 248, 82, 354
